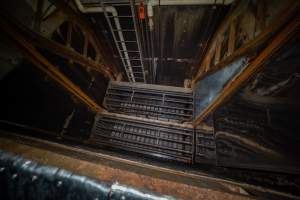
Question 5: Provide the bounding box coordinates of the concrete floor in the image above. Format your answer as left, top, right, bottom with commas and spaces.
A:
0, 136, 254, 200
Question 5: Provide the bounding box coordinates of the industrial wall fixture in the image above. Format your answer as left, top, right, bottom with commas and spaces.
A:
74, 0, 146, 83
74, 0, 234, 83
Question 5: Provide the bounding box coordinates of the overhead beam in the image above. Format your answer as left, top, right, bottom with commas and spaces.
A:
0, 17, 105, 113
0, 15, 115, 79
193, 13, 300, 126
192, 0, 300, 85
49, 0, 119, 77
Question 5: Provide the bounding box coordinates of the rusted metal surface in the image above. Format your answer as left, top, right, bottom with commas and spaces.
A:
213, 32, 300, 175
50, 0, 119, 77
0, 136, 254, 200
192, 0, 300, 84
104, 81, 193, 122
40, 9, 67, 38
0, 14, 115, 79
105, 112, 193, 129
1, 122, 300, 199
91, 113, 194, 163
193, 10, 300, 126
155, 5, 228, 86
0, 17, 105, 113
195, 125, 216, 164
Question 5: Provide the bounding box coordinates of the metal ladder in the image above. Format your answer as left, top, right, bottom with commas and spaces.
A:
101, 0, 146, 83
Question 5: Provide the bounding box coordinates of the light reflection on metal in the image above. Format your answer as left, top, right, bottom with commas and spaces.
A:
193, 57, 248, 119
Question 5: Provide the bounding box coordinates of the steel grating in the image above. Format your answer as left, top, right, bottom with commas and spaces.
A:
91, 113, 194, 163
101, 0, 146, 82
195, 126, 216, 164
104, 81, 193, 122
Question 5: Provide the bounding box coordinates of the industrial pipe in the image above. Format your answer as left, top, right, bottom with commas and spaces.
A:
74, 0, 234, 82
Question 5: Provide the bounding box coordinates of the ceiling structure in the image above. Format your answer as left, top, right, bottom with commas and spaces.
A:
76, 0, 231, 86
1, 1, 300, 199
0, 0, 231, 87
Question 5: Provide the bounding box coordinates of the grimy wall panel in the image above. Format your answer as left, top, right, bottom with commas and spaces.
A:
214, 34, 300, 174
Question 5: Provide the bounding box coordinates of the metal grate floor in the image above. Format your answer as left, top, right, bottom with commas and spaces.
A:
195, 126, 216, 164
104, 81, 193, 122
91, 113, 194, 163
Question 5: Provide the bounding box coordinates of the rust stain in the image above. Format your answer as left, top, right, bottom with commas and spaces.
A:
0, 138, 254, 200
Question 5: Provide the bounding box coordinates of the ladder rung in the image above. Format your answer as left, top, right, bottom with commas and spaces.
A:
120, 50, 140, 53
120, 57, 141, 60
112, 4, 131, 6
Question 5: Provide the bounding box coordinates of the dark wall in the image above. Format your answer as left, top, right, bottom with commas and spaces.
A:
0, 30, 109, 140
0, 0, 110, 140
154, 5, 228, 86
214, 32, 300, 174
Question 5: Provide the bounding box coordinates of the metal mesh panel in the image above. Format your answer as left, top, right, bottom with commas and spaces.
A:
91, 114, 194, 163
104, 82, 193, 122
195, 127, 216, 164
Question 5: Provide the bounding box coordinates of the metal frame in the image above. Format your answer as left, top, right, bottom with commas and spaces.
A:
192, 1, 300, 84
193, 11, 300, 126
51, 0, 119, 78
91, 113, 194, 163
1, 130, 298, 199
101, 0, 146, 82
195, 126, 216, 164
1, 2, 117, 79
0, 17, 105, 113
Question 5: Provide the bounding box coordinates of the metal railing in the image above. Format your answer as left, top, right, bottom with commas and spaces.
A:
101, 0, 146, 82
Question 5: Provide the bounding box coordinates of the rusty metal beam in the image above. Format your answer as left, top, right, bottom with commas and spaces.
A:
50, 0, 119, 76
0, 17, 105, 113
0, 15, 115, 79
192, 0, 300, 85
227, 18, 236, 55
193, 13, 300, 126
